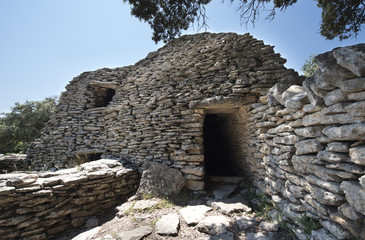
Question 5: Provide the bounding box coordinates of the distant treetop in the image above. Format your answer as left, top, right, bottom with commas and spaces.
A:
123, 0, 365, 43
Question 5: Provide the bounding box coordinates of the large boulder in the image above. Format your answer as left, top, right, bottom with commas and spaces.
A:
340, 181, 365, 215
269, 83, 292, 105
315, 51, 356, 87
281, 85, 308, 109
136, 162, 185, 197
322, 123, 365, 141
333, 44, 365, 77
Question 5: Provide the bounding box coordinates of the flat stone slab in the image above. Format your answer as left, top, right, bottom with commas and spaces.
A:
116, 201, 134, 217
155, 213, 180, 236
118, 226, 153, 240
211, 201, 251, 215
197, 215, 231, 235
132, 199, 159, 211
72, 227, 101, 240
212, 184, 237, 200
179, 205, 212, 225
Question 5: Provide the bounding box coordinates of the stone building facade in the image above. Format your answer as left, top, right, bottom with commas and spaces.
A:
26, 33, 365, 238
27, 32, 301, 191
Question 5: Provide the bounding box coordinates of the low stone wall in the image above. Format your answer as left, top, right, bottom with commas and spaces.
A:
250, 44, 365, 239
0, 159, 140, 240
0, 154, 29, 173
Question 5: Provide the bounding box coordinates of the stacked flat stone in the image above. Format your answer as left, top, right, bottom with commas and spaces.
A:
0, 159, 140, 239
27, 33, 301, 191
254, 44, 365, 239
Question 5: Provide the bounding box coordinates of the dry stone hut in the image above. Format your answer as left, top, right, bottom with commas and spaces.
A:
27, 32, 302, 191
15, 33, 365, 238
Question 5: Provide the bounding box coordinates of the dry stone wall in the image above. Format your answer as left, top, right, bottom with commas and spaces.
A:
251, 44, 365, 239
27, 33, 301, 191
0, 159, 140, 239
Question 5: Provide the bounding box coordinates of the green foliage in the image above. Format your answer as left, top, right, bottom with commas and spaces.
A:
140, 188, 198, 207
255, 192, 274, 218
318, 0, 365, 40
151, 217, 160, 226
0, 97, 58, 154
123, 0, 211, 43
301, 54, 319, 77
248, 188, 274, 218
123, 0, 365, 42
298, 213, 321, 235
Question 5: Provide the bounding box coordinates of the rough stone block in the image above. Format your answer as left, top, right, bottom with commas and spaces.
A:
349, 146, 365, 166
156, 213, 180, 236
333, 44, 365, 77
197, 215, 231, 236
326, 142, 349, 153
306, 175, 342, 194
315, 51, 356, 87
292, 155, 316, 174
320, 220, 353, 240
282, 85, 309, 109
136, 162, 185, 197
310, 185, 345, 206
324, 89, 347, 106
323, 123, 365, 141
317, 151, 349, 163
310, 164, 357, 182
348, 91, 365, 101
295, 139, 323, 155
294, 126, 323, 138
273, 134, 301, 145
270, 83, 292, 105
179, 205, 212, 225
302, 112, 322, 126
338, 203, 361, 220
341, 181, 365, 215
303, 194, 328, 216
340, 77, 365, 93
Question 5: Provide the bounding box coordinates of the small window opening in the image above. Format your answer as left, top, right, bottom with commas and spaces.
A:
75, 152, 103, 165
94, 88, 116, 107
203, 114, 236, 176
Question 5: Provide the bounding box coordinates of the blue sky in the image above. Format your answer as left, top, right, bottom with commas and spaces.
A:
0, 0, 364, 113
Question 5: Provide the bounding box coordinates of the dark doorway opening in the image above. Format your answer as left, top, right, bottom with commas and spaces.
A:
203, 114, 236, 176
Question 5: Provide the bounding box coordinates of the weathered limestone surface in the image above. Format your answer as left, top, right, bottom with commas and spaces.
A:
136, 162, 185, 197
0, 159, 140, 239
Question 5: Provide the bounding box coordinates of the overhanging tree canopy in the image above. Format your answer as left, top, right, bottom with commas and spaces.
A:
123, 0, 365, 43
